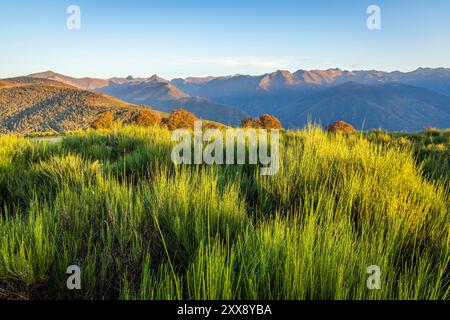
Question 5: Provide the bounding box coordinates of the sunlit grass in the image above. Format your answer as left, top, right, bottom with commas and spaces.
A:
0, 125, 448, 300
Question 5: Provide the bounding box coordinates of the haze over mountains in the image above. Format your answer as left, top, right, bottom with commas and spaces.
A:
278, 82, 450, 132
24, 67, 450, 131
30, 71, 248, 126
171, 68, 450, 130
96, 75, 247, 125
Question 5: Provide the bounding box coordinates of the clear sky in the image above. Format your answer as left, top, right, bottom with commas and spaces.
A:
1, 0, 449, 79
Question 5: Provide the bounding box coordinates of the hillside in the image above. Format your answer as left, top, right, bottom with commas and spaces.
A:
0, 77, 146, 134
279, 82, 450, 131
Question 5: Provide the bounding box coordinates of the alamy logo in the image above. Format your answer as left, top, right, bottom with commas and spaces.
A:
367, 5, 381, 30
171, 121, 280, 176
366, 265, 381, 290
67, 5, 81, 30
66, 265, 81, 290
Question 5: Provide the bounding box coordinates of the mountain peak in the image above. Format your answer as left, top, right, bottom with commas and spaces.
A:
29, 70, 58, 78
271, 70, 294, 79
148, 74, 167, 83
258, 70, 296, 90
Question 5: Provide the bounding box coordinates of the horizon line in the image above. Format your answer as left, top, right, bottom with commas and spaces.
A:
3, 66, 450, 81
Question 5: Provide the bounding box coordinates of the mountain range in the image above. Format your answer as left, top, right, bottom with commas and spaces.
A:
30, 71, 248, 126
278, 81, 450, 131
170, 68, 450, 130
12, 67, 450, 132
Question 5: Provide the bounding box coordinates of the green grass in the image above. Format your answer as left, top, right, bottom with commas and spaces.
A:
0, 126, 449, 300
365, 128, 450, 183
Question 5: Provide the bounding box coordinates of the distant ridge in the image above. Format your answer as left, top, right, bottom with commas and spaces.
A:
279, 81, 450, 131
97, 76, 248, 125
28, 67, 450, 131
29, 71, 112, 90
30, 71, 248, 125
170, 68, 450, 131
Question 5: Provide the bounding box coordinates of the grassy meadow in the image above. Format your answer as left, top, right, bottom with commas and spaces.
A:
0, 125, 449, 300
365, 128, 450, 184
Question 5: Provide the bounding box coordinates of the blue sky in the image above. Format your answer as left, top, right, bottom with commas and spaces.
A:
1, 0, 449, 79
